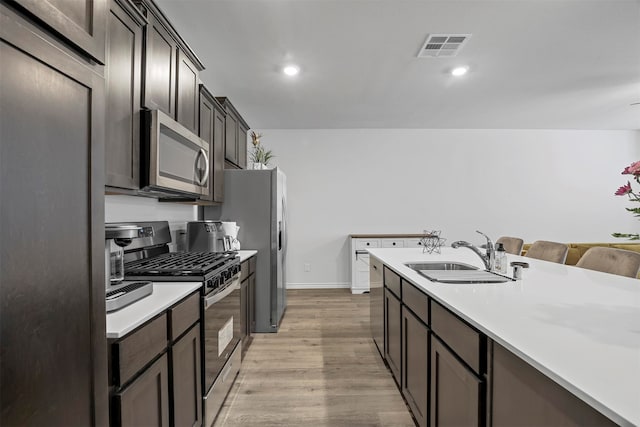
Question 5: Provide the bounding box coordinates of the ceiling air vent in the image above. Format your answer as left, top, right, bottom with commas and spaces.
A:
417, 34, 471, 58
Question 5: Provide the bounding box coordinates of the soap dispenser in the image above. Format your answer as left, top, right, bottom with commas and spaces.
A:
494, 243, 507, 274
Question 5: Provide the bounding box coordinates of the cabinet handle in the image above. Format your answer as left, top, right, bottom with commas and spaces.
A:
373, 265, 378, 270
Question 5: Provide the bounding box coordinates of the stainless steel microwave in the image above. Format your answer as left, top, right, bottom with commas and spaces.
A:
141, 109, 209, 196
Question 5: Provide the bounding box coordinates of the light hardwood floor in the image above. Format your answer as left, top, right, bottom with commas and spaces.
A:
213, 289, 415, 427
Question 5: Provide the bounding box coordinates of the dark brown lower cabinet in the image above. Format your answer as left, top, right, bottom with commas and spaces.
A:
431, 337, 482, 427
171, 324, 202, 427
114, 354, 170, 427
489, 340, 615, 426
240, 255, 256, 359
385, 288, 402, 384
402, 307, 429, 427
248, 273, 256, 333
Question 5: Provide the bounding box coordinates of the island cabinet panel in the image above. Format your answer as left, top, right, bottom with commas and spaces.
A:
488, 340, 616, 427
171, 324, 202, 427
384, 266, 401, 298
114, 354, 170, 427
105, 0, 145, 190
402, 306, 430, 427
385, 288, 402, 384
431, 337, 483, 427
12, 0, 107, 63
1, 5, 108, 425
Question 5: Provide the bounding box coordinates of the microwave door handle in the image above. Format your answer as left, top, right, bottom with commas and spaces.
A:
204, 277, 240, 309
199, 148, 209, 186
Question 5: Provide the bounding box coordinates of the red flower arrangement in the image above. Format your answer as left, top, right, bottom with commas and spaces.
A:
613, 161, 640, 240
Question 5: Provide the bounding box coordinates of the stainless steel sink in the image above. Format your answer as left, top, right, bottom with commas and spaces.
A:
405, 262, 513, 284
405, 262, 478, 271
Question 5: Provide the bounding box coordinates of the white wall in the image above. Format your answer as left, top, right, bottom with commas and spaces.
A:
254, 129, 640, 288
105, 195, 198, 251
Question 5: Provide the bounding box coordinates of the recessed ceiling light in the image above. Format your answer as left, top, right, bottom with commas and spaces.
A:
451, 66, 468, 77
283, 65, 300, 76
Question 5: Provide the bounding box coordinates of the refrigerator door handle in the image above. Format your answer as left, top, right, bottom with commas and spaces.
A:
278, 222, 282, 250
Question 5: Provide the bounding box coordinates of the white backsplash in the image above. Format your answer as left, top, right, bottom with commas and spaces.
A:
105, 195, 198, 251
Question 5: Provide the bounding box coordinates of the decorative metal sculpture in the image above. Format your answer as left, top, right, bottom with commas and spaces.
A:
420, 230, 446, 254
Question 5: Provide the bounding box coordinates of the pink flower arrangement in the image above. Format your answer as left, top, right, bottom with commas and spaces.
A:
613, 160, 640, 240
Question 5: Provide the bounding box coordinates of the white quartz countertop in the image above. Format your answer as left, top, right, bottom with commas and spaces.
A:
106, 282, 201, 339
368, 247, 640, 427
237, 250, 257, 262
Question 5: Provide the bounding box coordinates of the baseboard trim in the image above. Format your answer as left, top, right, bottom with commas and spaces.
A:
287, 282, 350, 290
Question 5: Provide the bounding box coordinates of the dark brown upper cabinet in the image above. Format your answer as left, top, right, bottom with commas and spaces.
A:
199, 85, 226, 203
135, 0, 204, 132
11, 0, 107, 63
105, 0, 146, 190
216, 97, 250, 170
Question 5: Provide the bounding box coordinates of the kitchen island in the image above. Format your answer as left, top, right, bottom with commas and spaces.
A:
369, 247, 639, 426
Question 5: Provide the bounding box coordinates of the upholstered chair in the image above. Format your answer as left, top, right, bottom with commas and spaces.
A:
496, 236, 524, 256
524, 241, 569, 264
576, 247, 640, 278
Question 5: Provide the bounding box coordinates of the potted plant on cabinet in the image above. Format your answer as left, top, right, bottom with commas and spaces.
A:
249, 131, 274, 169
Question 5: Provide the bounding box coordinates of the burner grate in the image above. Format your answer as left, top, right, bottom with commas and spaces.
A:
125, 251, 236, 276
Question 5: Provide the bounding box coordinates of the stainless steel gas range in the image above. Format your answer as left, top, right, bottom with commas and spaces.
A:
121, 221, 242, 427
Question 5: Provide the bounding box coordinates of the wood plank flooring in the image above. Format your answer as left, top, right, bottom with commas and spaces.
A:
213, 289, 415, 427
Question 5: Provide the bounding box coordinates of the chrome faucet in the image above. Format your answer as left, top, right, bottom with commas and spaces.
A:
451, 230, 495, 271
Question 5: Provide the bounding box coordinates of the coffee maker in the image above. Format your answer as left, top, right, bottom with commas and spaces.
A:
187, 221, 231, 252
105, 224, 153, 312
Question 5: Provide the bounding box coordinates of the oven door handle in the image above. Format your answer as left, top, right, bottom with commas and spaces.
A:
204, 277, 240, 309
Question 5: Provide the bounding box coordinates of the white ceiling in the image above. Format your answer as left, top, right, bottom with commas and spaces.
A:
156, 0, 640, 130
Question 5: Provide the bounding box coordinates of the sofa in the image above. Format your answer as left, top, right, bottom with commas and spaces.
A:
521, 242, 640, 267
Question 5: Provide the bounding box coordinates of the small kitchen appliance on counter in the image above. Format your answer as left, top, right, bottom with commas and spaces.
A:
105, 224, 153, 312
121, 221, 242, 427
186, 220, 241, 252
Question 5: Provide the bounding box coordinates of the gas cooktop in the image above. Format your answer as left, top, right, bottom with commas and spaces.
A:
125, 251, 238, 277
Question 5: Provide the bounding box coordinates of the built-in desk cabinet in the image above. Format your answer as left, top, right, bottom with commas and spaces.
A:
109, 292, 201, 427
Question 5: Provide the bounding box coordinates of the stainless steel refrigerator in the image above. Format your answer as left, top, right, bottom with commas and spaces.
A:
203, 167, 287, 332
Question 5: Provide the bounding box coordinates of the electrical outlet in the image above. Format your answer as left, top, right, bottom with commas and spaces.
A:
304, 263, 311, 272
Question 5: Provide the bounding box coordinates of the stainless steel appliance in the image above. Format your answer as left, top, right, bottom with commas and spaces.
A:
140, 109, 210, 197
121, 221, 241, 426
187, 221, 231, 252
203, 167, 288, 333
104, 224, 153, 312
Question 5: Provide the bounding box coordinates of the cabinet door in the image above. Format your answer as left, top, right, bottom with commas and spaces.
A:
12, 0, 107, 63
224, 111, 238, 165
198, 89, 215, 202
402, 307, 429, 427
176, 49, 199, 134
369, 257, 384, 355
172, 324, 202, 427
430, 337, 482, 427
238, 120, 248, 169
212, 106, 225, 202
115, 354, 170, 427
384, 288, 402, 384
143, 13, 176, 117
1, 8, 108, 425
240, 278, 248, 346
105, 0, 142, 189
489, 340, 615, 426
249, 273, 256, 333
